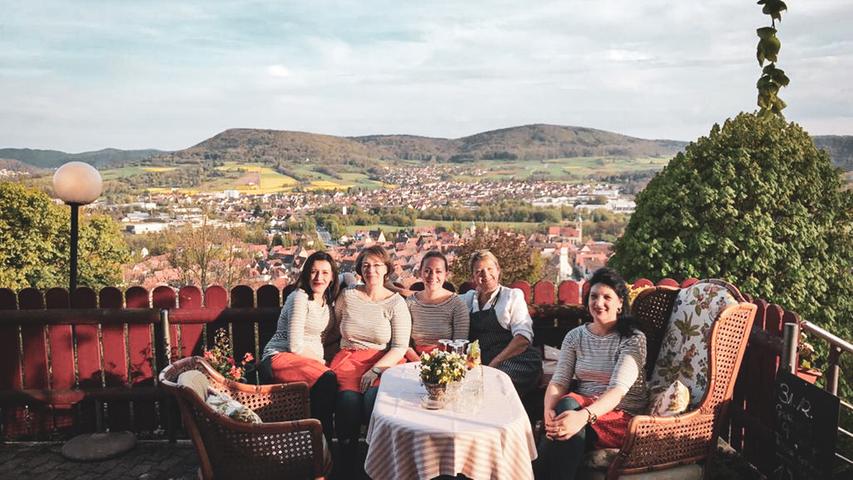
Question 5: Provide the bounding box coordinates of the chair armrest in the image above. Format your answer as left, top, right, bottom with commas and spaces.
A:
608, 410, 716, 476
229, 382, 310, 422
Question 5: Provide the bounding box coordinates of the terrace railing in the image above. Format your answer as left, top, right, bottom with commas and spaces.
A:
0, 279, 848, 476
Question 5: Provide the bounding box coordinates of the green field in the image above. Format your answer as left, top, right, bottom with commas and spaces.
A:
95, 155, 672, 194
455, 156, 671, 182
99, 162, 385, 194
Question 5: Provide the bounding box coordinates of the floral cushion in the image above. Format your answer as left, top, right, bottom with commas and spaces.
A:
206, 390, 262, 424
649, 380, 690, 416
648, 282, 738, 407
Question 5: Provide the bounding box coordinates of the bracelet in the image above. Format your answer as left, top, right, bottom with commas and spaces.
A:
583, 408, 598, 425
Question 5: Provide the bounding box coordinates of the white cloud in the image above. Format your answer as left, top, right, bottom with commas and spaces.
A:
0, 0, 850, 151
267, 64, 291, 78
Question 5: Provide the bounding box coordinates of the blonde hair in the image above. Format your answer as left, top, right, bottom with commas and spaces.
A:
468, 249, 500, 274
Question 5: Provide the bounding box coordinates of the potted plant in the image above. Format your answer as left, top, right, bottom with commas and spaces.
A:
203, 328, 254, 382
418, 350, 467, 408
795, 332, 822, 384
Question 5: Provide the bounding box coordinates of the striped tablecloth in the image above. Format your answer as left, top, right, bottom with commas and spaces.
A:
364, 363, 537, 480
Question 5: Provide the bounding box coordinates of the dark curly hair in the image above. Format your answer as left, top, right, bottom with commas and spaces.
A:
583, 267, 636, 337
297, 251, 340, 304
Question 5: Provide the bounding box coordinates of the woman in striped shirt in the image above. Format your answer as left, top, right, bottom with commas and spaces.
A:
331, 245, 412, 454
534, 267, 649, 480
406, 251, 469, 357
260, 251, 340, 442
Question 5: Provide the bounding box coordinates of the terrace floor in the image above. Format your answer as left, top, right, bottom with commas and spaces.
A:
0, 439, 765, 480
0, 439, 373, 480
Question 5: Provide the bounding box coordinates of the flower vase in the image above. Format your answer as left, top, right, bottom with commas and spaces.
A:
422, 382, 448, 409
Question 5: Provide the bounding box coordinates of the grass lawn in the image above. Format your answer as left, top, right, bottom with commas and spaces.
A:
457, 156, 672, 181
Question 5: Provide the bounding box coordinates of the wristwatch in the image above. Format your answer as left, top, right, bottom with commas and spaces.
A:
371, 366, 383, 376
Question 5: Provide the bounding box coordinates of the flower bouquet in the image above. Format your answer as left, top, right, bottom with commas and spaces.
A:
418, 350, 467, 409
203, 328, 254, 382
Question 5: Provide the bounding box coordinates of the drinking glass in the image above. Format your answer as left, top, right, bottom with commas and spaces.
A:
438, 339, 452, 352
456, 366, 483, 413
453, 339, 470, 355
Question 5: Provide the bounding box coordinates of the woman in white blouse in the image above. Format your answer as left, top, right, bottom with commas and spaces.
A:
460, 249, 542, 396
260, 251, 339, 441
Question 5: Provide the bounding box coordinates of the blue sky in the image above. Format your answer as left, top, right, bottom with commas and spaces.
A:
2, 0, 851, 152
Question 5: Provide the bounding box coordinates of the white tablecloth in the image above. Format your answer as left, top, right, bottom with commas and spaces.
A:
364, 363, 537, 480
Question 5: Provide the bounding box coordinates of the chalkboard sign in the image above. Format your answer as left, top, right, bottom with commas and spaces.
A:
773, 370, 839, 480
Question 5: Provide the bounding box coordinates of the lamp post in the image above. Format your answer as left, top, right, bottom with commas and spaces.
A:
52, 162, 135, 460
52, 162, 103, 294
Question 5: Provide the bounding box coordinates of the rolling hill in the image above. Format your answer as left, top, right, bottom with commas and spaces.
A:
0, 147, 164, 169
2, 126, 850, 172
150, 124, 688, 167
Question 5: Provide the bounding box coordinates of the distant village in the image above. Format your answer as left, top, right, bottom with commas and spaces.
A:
89, 166, 632, 290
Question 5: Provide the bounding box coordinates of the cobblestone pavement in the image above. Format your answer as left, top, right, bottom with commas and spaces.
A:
0, 440, 371, 480
0, 441, 198, 480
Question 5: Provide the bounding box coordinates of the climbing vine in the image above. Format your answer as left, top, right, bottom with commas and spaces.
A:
755, 0, 789, 116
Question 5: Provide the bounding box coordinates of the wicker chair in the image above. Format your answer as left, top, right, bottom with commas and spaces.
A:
160, 356, 328, 480
600, 280, 757, 479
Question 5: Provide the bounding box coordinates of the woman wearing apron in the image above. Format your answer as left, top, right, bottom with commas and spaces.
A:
461, 250, 542, 397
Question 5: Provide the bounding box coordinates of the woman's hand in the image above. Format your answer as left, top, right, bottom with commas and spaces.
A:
360, 369, 379, 393
544, 409, 588, 441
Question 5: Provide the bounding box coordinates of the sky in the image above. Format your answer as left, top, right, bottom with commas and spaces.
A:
1, 0, 851, 153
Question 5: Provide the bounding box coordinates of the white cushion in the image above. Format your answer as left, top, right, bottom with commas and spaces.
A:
177, 370, 209, 400
649, 380, 690, 417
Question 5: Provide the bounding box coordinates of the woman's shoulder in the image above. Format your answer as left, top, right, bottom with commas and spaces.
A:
503, 285, 527, 302
291, 288, 310, 300
449, 294, 468, 309
562, 325, 585, 345
285, 288, 309, 306
459, 289, 476, 303
388, 292, 408, 307
620, 329, 647, 347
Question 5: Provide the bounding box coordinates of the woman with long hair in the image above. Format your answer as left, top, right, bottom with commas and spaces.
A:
331, 245, 412, 458
260, 251, 340, 441
406, 250, 469, 356
460, 249, 542, 396
534, 267, 649, 480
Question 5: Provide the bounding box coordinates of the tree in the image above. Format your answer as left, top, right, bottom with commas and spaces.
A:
609, 113, 852, 340
450, 229, 544, 285
165, 216, 249, 289
0, 182, 130, 290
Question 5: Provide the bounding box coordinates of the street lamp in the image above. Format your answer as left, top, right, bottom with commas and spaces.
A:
52, 162, 136, 460
52, 161, 102, 293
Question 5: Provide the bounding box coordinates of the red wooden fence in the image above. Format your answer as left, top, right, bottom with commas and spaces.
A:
0, 278, 795, 475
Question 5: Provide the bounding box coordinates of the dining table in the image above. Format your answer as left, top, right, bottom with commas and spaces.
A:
364, 362, 537, 480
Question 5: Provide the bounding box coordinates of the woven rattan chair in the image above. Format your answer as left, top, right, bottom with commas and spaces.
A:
160, 356, 328, 480
593, 280, 756, 479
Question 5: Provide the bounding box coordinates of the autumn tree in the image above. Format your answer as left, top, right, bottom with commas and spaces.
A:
164, 216, 249, 289
450, 229, 544, 285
